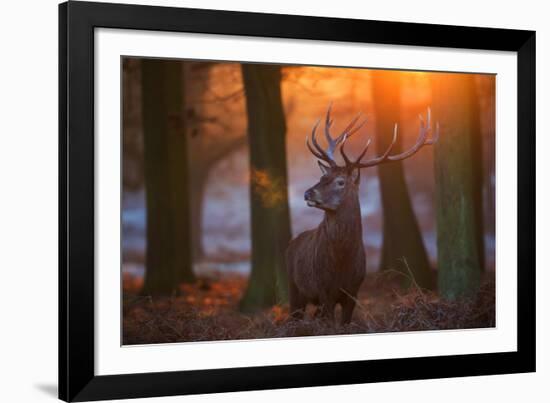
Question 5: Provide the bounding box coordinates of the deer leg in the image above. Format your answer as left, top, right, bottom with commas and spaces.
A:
312, 304, 322, 318
289, 279, 306, 320
317, 301, 336, 323
341, 295, 356, 325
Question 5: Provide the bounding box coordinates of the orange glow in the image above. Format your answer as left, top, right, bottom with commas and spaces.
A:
185, 63, 494, 172
251, 169, 286, 208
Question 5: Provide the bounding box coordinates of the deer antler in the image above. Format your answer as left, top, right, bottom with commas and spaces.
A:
306, 103, 367, 167
340, 108, 439, 170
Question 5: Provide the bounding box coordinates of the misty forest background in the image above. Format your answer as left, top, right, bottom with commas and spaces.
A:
122, 58, 495, 344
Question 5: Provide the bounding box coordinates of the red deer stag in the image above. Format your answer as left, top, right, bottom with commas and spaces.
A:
286, 105, 438, 324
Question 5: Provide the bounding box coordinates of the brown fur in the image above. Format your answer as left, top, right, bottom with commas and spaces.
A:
286, 169, 365, 324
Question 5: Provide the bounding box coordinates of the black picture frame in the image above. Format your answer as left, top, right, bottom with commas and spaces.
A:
59, 1, 536, 401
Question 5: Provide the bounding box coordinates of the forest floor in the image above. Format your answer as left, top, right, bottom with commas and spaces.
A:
122, 270, 495, 345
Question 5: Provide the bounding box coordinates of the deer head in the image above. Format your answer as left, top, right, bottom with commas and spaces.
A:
304, 104, 439, 211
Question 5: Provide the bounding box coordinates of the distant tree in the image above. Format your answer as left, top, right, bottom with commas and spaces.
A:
470, 79, 485, 272
185, 62, 247, 262
475, 75, 496, 269
122, 58, 145, 191
432, 73, 483, 300
239, 64, 291, 312
480, 76, 496, 238
188, 136, 246, 261
140, 59, 195, 296
371, 71, 433, 289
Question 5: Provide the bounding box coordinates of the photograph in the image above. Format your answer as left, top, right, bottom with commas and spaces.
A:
121, 58, 496, 345
0, 0, 542, 401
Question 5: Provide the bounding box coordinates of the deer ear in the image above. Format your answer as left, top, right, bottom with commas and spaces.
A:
318, 161, 330, 175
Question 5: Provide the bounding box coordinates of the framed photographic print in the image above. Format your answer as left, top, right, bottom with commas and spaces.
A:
59, 1, 535, 401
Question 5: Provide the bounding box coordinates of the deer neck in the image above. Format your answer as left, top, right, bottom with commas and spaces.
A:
320, 191, 363, 250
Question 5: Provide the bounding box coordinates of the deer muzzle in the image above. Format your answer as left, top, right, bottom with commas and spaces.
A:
304, 189, 320, 207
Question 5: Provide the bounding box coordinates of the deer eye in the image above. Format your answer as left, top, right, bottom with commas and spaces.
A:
336, 178, 345, 187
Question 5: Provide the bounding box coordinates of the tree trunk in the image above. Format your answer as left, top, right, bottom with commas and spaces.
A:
371, 71, 433, 289
432, 73, 482, 300
239, 64, 291, 312
141, 59, 195, 296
